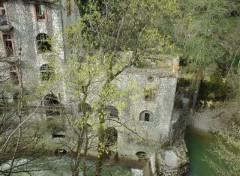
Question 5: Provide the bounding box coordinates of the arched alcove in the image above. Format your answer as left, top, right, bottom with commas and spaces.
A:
135, 151, 147, 160
104, 105, 118, 118
139, 110, 154, 122
105, 127, 118, 147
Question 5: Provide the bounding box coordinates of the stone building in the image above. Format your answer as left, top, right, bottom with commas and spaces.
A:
0, 0, 180, 166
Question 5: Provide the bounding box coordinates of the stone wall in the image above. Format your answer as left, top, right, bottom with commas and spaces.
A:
1, 0, 66, 106
0, 0, 179, 164
112, 68, 178, 159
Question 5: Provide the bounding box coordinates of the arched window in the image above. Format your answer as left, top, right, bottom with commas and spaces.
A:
105, 127, 118, 147
135, 151, 147, 160
78, 103, 92, 114
44, 94, 60, 116
139, 110, 154, 122
36, 33, 51, 52
40, 64, 54, 81
104, 105, 118, 118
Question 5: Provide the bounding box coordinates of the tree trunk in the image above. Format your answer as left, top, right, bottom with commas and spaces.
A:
83, 127, 89, 176
95, 115, 105, 176
72, 132, 84, 176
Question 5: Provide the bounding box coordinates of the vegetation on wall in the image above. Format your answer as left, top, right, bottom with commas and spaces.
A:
61, 1, 180, 175
0, 0, 239, 175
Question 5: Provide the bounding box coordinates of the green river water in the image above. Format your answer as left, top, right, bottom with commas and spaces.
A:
185, 127, 217, 176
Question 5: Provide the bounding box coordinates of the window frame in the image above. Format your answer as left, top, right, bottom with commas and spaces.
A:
9, 66, 19, 85
36, 33, 52, 53
44, 94, 60, 116
0, 2, 8, 25
33, 4, 47, 22
2, 33, 15, 56
40, 64, 54, 81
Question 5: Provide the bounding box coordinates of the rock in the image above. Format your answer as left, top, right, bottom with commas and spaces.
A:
164, 150, 178, 168
160, 139, 189, 176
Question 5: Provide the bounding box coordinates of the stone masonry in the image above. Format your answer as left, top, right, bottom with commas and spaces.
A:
0, 0, 179, 166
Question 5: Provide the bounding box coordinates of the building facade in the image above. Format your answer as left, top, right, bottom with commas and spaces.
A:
0, 0, 179, 162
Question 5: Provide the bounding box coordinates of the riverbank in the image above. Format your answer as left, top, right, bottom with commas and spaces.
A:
185, 101, 240, 175
190, 101, 239, 132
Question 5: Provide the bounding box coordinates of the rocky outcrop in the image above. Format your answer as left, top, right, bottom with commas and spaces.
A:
160, 138, 189, 176
143, 138, 189, 176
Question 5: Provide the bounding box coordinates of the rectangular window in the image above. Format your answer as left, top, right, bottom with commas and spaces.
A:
0, 2, 7, 25
3, 33, 14, 56
9, 66, 19, 85
35, 4, 46, 21
144, 113, 150, 121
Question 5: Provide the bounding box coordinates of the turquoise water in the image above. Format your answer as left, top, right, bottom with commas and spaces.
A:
185, 127, 217, 176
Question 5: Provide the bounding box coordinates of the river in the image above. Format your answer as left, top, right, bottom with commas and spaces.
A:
185, 127, 217, 176
1, 156, 142, 176
2, 127, 228, 176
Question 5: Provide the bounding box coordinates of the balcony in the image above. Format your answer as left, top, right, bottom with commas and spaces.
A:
0, 15, 13, 32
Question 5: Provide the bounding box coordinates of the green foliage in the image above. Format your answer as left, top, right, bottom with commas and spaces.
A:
176, 0, 240, 104
62, 1, 180, 175
177, 0, 240, 72
199, 73, 228, 100
67, 0, 179, 55
208, 124, 240, 176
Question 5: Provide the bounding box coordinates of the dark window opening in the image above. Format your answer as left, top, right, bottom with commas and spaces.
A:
10, 72, 19, 84
35, 4, 46, 21
105, 127, 118, 147
44, 94, 60, 116
135, 151, 147, 160
40, 64, 54, 81
3, 34, 14, 56
144, 113, 150, 121
9, 67, 19, 85
0, 3, 7, 25
139, 110, 154, 122
104, 105, 118, 118
52, 133, 65, 138
36, 33, 51, 52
